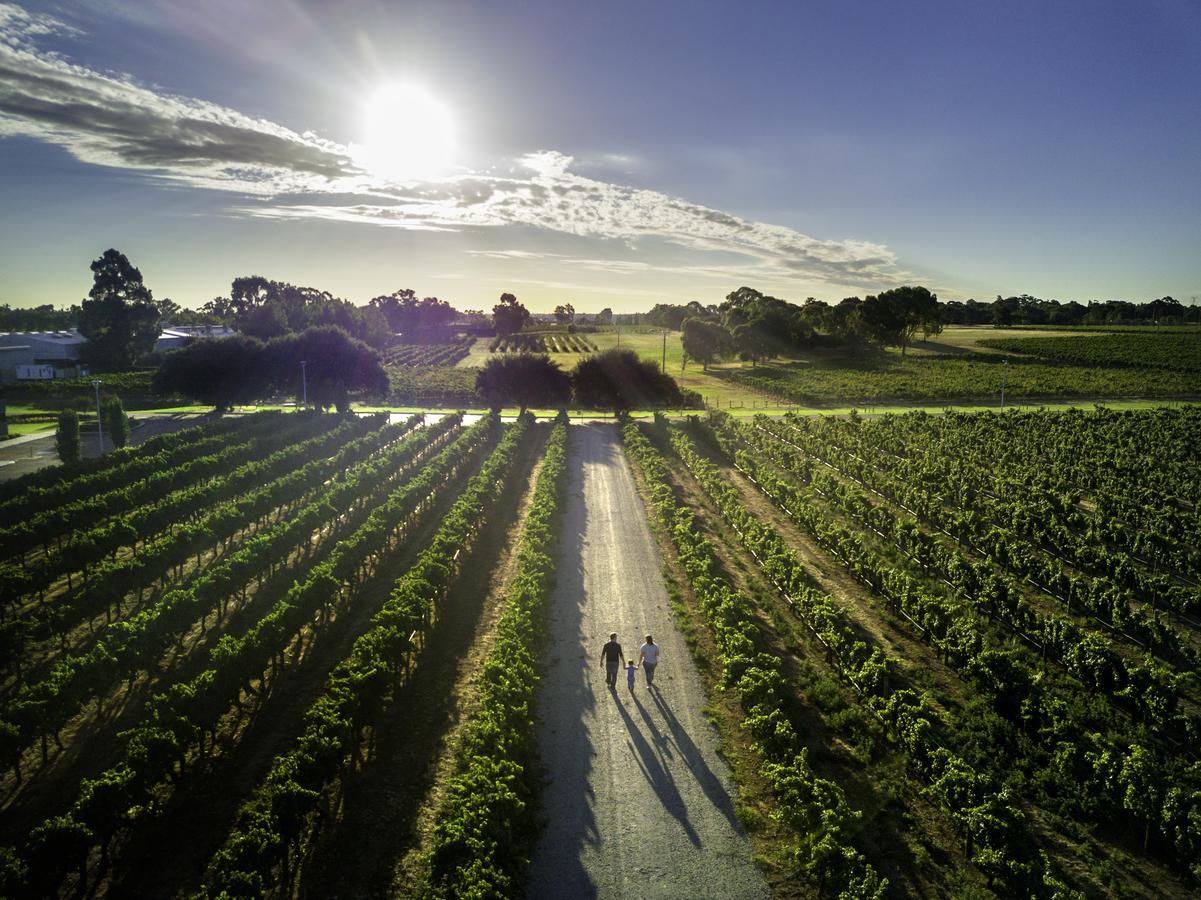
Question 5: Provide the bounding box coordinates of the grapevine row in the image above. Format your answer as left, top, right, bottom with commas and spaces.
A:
201, 414, 533, 897
1, 415, 499, 897
425, 414, 569, 897
620, 420, 890, 899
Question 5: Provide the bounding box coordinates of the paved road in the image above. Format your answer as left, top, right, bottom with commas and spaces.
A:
0, 412, 215, 482
528, 423, 767, 900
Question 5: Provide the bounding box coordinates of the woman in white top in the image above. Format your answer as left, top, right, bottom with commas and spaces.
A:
639, 635, 660, 687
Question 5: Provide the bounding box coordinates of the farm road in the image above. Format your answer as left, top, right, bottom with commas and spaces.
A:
528, 423, 767, 900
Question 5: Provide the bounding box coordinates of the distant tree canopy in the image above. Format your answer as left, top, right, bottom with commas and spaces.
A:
154, 327, 387, 413
368, 289, 458, 339
202, 276, 391, 348
554, 303, 575, 325
859, 286, 941, 354
573, 349, 684, 412
78, 249, 162, 372
681, 317, 734, 371
0, 303, 77, 331
475, 354, 571, 413
492, 292, 530, 336
272, 326, 389, 412
645, 301, 715, 331
154, 335, 271, 411
596, 307, 614, 326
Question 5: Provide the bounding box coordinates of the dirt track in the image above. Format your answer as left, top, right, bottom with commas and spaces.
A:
527, 423, 767, 899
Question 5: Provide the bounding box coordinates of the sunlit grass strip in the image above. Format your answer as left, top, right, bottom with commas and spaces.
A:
425, 412, 569, 898
620, 418, 887, 899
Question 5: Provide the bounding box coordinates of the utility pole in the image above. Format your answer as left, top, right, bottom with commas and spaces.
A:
661, 329, 667, 372
92, 379, 103, 454
300, 360, 308, 409
1000, 358, 1008, 408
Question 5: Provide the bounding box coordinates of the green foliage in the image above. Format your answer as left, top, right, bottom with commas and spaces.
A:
573, 348, 685, 411
978, 332, 1201, 373
492, 292, 530, 336
269, 326, 389, 412
55, 409, 79, 464
681, 316, 733, 370
620, 420, 888, 898
78, 249, 161, 372
722, 354, 1201, 404
202, 415, 531, 897
101, 396, 129, 449
426, 416, 569, 896
475, 353, 571, 412
153, 335, 270, 410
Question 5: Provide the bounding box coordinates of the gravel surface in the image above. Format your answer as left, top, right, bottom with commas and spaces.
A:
528, 423, 768, 900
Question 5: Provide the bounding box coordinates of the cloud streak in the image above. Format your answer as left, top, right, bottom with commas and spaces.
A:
0, 4, 918, 290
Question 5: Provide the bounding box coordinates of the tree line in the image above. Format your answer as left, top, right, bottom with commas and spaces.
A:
654, 285, 943, 370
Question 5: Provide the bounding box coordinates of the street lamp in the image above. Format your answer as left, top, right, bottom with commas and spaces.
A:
92, 379, 103, 453
300, 360, 308, 410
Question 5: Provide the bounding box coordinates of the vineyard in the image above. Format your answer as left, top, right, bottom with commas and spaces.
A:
1, 404, 1198, 897
618, 406, 1201, 897
720, 353, 1201, 405
977, 332, 1201, 372
0, 408, 574, 898
382, 337, 476, 367
489, 332, 598, 353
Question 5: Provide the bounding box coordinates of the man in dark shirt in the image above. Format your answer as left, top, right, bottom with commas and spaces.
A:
600, 632, 623, 689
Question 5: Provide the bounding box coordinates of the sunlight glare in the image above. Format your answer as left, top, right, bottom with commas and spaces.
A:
357, 83, 454, 182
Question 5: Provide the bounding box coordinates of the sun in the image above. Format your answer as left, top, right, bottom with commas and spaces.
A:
356, 83, 454, 182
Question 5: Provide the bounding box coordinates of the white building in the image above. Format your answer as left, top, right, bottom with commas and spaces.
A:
0, 330, 87, 381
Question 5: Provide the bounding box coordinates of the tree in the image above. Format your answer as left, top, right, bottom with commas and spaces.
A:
368, 288, 416, 332
77, 250, 161, 371
645, 301, 713, 330
733, 319, 775, 367
153, 336, 270, 411
681, 317, 733, 371
554, 303, 575, 325
55, 410, 80, 464
572, 349, 684, 413
596, 307, 614, 326
269, 326, 389, 413
102, 397, 129, 449
239, 303, 289, 341
861, 286, 941, 354
492, 293, 530, 336
475, 354, 571, 413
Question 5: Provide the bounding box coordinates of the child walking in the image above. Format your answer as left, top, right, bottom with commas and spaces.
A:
624, 659, 639, 691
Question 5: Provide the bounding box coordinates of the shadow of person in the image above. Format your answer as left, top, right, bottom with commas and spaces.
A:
648, 687, 743, 830
614, 692, 701, 847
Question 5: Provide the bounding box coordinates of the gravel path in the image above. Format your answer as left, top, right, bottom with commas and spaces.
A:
528, 423, 767, 900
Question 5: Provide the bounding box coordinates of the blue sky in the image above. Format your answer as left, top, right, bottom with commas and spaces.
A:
1, 0, 1199, 312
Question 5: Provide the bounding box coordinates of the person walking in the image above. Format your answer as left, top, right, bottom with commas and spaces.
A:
625, 659, 639, 692
639, 635, 660, 688
600, 632, 624, 689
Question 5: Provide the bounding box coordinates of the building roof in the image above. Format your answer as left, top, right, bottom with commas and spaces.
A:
0, 329, 85, 345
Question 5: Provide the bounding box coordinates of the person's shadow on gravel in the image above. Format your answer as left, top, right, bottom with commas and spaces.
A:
649, 687, 743, 831
615, 693, 701, 847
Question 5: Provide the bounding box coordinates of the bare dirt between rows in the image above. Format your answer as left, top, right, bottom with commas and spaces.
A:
527, 423, 767, 900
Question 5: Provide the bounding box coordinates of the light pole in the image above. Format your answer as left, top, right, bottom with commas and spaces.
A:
300, 360, 308, 410
92, 379, 103, 454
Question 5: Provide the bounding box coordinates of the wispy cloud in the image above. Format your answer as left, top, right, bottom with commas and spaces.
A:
0, 4, 920, 290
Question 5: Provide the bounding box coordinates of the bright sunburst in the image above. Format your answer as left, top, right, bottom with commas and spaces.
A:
356, 83, 454, 182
